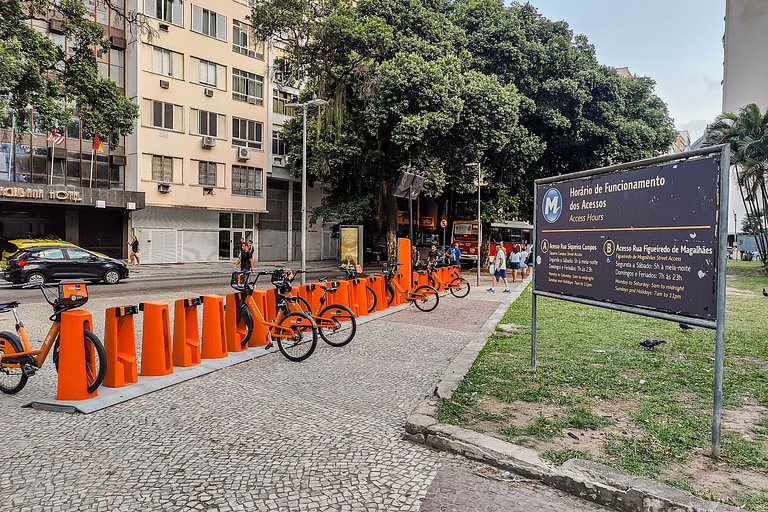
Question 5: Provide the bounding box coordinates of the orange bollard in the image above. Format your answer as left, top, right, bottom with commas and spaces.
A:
103, 306, 139, 388
139, 302, 173, 377
265, 288, 277, 323
326, 280, 349, 309
57, 310, 98, 400
201, 295, 228, 359
225, 293, 246, 352
305, 284, 322, 313
397, 238, 412, 295
417, 270, 429, 287
349, 279, 368, 317
368, 276, 387, 312
173, 297, 202, 365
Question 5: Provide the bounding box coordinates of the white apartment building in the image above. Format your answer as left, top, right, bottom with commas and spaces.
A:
127, 0, 328, 264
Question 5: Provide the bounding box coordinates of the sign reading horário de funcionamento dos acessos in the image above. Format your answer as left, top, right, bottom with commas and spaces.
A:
534, 155, 722, 322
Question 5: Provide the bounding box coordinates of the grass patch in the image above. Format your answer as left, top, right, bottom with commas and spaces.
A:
543, 449, 593, 466
437, 260, 768, 507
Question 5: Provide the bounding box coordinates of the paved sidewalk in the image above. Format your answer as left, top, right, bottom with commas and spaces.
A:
0, 274, 605, 511
125, 259, 341, 280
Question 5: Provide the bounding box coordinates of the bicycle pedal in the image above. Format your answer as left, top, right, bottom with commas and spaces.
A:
265, 342, 273, 350
22, 363, 38, 377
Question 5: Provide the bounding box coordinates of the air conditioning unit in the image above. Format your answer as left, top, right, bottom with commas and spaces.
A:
236, 147, 251, 162
159, 80, 170, 89
157, 183, 171, 193
159, 23, 169, 32
201, 136, 216, 149
110, 36, 126, 50
203, 187, 215, 196
204, 88, 214, 97
49, 19, 64, 34
111, 155, 126, 166
247, 98, 257, 105
272, 156, 284, 166
285, 155, 293, 165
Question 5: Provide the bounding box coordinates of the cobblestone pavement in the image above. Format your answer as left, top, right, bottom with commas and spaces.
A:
0, 275, 607, 511
420, 461, 612, 512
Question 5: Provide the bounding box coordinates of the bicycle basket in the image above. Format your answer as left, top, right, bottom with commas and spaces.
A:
270, 269, 291, 291
230, 271, 248, 292
58, 281, 88, 306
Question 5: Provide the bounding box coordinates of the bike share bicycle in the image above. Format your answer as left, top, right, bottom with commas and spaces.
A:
230, 270, 318, 362
0, 281, 106, 394
279, 268, 357, 347
427, 262, 471, 298
383, 263, 440, 311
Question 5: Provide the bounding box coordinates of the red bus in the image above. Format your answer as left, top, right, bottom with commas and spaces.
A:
451, 220, 533, 263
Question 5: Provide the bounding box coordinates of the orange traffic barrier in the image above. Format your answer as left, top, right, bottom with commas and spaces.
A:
139, 302, 173, 377
326, 280, 350, 309
57, 310, 98, 400
103, 306, 138, 388
265, 288, 277, 323
368, 276, 387, 312
304, 284, 322, 313
225, 293, 246, 352
416, 270, 429, 288
251, 289, 268, 315
173, 297, 202, 366
201, 295, 228, 359
397, 238, 412, 300
349, 279, 368, 317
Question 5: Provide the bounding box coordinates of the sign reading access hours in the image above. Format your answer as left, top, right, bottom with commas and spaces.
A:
534, 155, 722, 322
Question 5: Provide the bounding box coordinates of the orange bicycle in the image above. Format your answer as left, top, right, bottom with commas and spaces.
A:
230, 270, 318, 362
427, 263, 470, 298
384, 263, 440, 311
0, 281, 106, 394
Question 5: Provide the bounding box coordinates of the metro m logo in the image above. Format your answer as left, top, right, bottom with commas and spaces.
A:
542, 188, 563, 223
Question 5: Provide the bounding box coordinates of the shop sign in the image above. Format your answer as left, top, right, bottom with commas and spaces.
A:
419, 216, 435, 228
1, 186, 83, 203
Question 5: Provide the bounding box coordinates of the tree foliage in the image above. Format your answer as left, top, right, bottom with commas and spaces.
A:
251, 0, 676, 255
0, 0, 138, 144
706, 103, 768, 264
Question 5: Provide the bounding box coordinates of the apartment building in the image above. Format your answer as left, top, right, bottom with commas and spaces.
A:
127, 0, 332, 264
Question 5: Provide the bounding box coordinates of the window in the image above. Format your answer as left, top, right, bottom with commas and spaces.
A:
272, 129, 288, 156
273, 89, 297, 116
192, 5, 226, 41
152, 47, 173, 76
151, 100, 174, 129
232, 117, 263, 149
34, 249, 65, 260
232, 165, 262, 197
144, 0, 183, 26
152, 155, 173, 182
232, 68, 263, 104
110, 48, 125, 89
232, 20, 263, 59
67, 248, 92, 261
198, 59, 217, 87
198, 110, 218, 137
198, 161, 217, 186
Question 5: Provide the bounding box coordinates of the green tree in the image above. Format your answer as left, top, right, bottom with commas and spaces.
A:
741, 210, 764, 235
0, 0, 138, 144
706, 103, 768, 264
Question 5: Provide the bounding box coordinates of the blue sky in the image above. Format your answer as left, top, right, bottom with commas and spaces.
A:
527, 0, 725, 140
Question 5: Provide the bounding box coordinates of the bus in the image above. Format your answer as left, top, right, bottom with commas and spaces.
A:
451, 220, 533, 263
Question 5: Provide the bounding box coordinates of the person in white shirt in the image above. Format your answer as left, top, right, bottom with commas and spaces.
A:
508, 245, 522, 282
488, 242, 510, 293
518, 246, 529, 279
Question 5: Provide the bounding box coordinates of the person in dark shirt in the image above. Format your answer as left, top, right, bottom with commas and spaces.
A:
427, 244, 439, 267
128, 235, 140, 266
233, 241, 254, 272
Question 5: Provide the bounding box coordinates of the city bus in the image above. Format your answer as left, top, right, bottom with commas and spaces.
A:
451, 220, 533, 264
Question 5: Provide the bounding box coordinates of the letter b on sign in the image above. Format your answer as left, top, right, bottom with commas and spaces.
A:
542, 188, 563, 224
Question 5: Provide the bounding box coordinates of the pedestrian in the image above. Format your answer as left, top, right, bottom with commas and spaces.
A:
508, 245, 521, 282
427, 244, 440, 267
518, 245, 529, 279
128, 235, 140, 266
411, 245, 420, 268
234, 240, 254, 272
525, 245, 534, 276
488, 241, 509, 293
447, 242, 462, 266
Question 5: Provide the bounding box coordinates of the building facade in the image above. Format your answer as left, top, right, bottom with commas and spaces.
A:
0, 0, 144, 258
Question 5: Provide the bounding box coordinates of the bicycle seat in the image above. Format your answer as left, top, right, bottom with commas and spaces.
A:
320, 285, 337, 293
0, 301, 20, 312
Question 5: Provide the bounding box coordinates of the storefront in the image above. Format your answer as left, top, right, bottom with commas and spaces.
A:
0, 182, 145, 258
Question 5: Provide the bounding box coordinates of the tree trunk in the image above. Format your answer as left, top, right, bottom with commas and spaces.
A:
379, 180, 399, 267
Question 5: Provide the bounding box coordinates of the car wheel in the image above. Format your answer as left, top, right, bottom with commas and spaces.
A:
25, 272, 46, 286
103, 269, 121, 284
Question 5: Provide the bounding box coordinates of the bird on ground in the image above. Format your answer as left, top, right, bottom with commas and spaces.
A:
679, 323, 694, 331
640, 339, 667, 350
763, 288, 768, 297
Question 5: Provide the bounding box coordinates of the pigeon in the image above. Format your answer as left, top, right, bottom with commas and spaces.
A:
640, 339, 667, 349
679, 323, 694, 331
763, 288, 768, 298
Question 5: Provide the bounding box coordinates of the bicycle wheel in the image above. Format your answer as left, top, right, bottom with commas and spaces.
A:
276, 312, 318, 362
366, 286, 377, 313
0, 331, 30, 394
449, 277, 471, 298
53, 329, 107, 394
385, 281, 395, 306
289, 296, 313, 315
317, 305, 357, 347
237, 304, 254, 347
412, 285, 440, 312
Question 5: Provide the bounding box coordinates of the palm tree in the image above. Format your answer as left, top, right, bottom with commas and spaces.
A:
706, 103, 768, 265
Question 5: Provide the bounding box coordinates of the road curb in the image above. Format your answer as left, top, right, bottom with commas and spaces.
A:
404, 282, 742, 512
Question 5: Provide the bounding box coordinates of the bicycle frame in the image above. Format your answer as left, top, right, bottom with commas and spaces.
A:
3, 311, 60, 367
428, 264, 462, 290
386, 272, 431, 301
232, 271, 309, 341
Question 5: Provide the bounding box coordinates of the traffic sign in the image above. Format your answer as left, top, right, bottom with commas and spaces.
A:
440, 218, 448, 229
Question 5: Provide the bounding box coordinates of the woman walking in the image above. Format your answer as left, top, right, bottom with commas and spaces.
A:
128, 235, 140, 266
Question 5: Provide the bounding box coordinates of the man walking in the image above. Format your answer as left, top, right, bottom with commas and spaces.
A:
488, 241, 510, 293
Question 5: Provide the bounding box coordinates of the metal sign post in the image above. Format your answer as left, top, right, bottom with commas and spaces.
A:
530, 145, 730, 456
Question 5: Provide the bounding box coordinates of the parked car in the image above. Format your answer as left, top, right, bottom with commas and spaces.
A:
0, 238, 76, 271
3, 245, 129, 285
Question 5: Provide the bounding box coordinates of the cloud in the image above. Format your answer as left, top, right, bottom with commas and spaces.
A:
702, 75, 721, 90
676, 119, 710, 139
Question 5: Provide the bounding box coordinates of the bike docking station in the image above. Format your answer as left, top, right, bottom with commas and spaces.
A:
25, 236, 452, 414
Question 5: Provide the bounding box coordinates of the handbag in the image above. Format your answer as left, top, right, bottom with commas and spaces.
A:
488, 262, 496, 275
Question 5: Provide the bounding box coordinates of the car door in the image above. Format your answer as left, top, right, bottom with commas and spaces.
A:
64, 247, 101, 279
30, 248, 68, 281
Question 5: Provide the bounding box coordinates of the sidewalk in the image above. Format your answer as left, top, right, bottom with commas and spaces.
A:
125, 259, 342, 280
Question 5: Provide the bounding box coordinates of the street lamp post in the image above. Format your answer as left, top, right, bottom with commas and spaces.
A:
285, 94, 329, 284
466, 162, 482, 287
